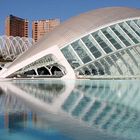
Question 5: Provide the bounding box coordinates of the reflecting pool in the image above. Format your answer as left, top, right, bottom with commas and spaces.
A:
0, 79, 140, 140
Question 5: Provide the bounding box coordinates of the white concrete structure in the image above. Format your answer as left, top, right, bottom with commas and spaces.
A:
0, 7, 140, 79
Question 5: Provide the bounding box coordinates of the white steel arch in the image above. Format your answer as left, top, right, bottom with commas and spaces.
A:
0, 35, 34, 61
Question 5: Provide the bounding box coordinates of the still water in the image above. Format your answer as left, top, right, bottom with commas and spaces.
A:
0, 79, 140, 140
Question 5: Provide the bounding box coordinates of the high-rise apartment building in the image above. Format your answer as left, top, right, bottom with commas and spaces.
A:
5, 15, 28, 37
32, 19, 60, 42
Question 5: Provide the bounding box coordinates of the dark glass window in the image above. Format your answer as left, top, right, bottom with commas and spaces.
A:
61, 46, 80, 69
92, 33, 112, 53
102, 30, 122, 49
82, 36, 102, 58
119, 24, 139, 44
127, 21, 140, 37
71, 41, 92, 64
111, 27, 131, 46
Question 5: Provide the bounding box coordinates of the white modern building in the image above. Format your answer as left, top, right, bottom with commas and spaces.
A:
0, 7, 140, 79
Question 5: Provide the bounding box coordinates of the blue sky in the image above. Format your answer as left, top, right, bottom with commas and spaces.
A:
1, 0, 140, 37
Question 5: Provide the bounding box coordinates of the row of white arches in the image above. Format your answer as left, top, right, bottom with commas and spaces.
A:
0, 35, 34, 61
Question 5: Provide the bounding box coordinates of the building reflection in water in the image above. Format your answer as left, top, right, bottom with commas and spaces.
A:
0, 80, 67, 132
14, 80, 66, 104
62, 80, 140, 139
0, 80, 140, 140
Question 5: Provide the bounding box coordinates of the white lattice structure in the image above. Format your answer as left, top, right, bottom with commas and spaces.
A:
0, 35, 34, 60
0, 7, 140, 79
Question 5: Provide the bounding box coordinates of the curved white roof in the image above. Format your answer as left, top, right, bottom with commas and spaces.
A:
2, 7, 140, 76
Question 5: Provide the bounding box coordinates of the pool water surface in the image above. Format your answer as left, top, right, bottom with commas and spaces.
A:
0, 79, 140, 140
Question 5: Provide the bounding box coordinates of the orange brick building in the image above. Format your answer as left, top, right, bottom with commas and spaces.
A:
32, 19, 60, 42
5, 15, 28, 37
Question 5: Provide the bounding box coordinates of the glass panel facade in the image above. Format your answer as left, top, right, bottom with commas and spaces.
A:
71, 40, 92, 64
105, 57, 114, 67
61, 19, 140, 74
88, 64, 98, 75
126, 49, 139, 67
102, 29, 122, 50
115, 52, 134, 75
94, 61, 105, 75
100, 59, 111, 75
82, 35, 102, 58
111, 54, 118, 62
111, 26, 131, 46
134, 20, 140, 28
126, 21, 140, 37
119, 24, 139, 44
61, 46, 80, 69
82, 67, 91, 75
92, 32, 113, 53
